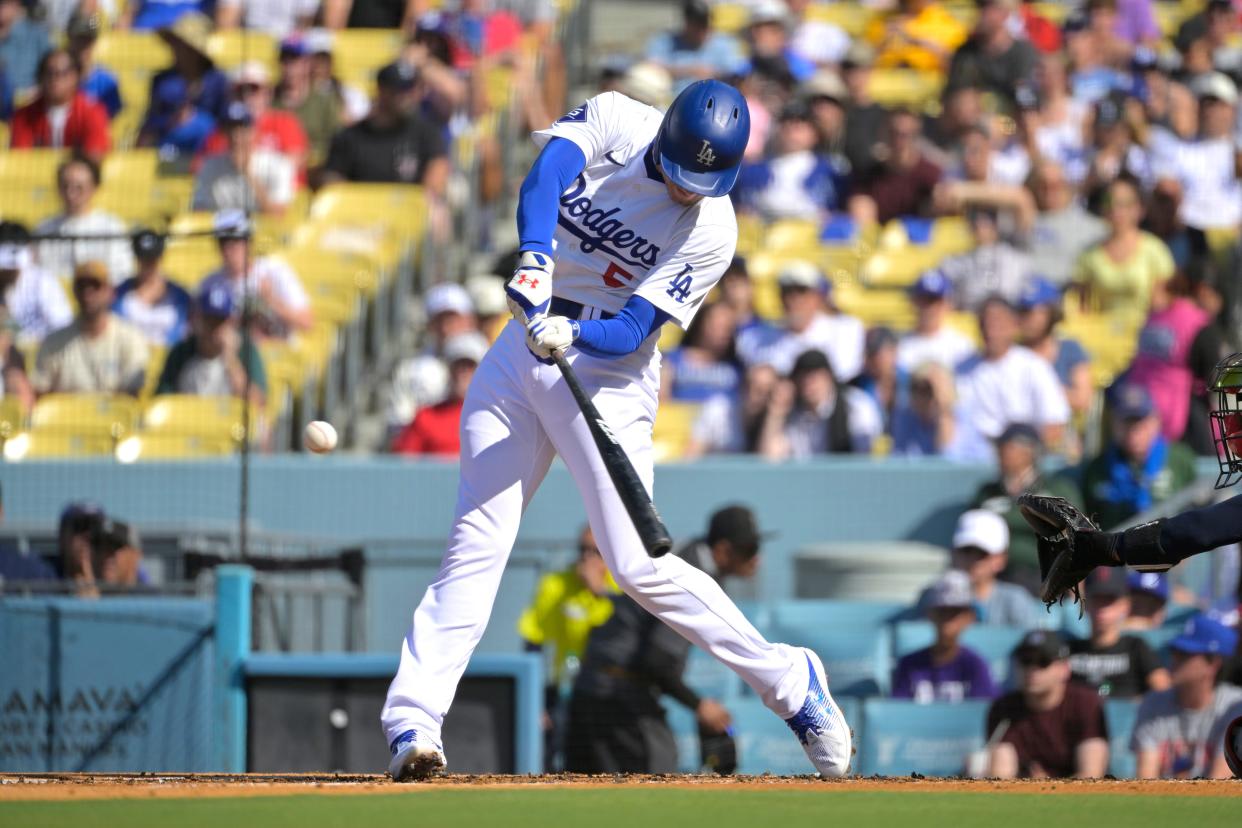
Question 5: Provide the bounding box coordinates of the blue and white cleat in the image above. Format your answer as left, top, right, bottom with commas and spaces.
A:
785, 649, 852, 777
388, 729, 447, 782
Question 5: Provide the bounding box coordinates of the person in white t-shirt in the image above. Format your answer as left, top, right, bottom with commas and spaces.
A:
737, 260, 865, 381
0, 221, 72, 346
192, 101, 295, 215
757, 348, 883, 458
950, 296, 1070, 462
1152, 72, 1242, 233
785, 0, 851, 66
215, 0, 317, 39
897, 268, 977, 374
201, 210, 311, 340
35, 155, 134, 284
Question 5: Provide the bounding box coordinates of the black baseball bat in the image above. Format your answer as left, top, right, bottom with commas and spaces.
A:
551, 349, 673, 558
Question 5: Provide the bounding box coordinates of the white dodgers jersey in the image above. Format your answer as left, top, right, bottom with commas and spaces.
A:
533, 92, 738, 331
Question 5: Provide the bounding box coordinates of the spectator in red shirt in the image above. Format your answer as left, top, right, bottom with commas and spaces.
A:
391, 331, 489, 457
10, 49, 109, 161
201, 61, 309, 182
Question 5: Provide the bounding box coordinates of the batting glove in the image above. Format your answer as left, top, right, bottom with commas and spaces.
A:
526, 315, 578, 359
506, 251, 553, 323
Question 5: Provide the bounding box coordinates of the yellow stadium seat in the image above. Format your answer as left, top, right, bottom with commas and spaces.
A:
143, 394, 248, 439
310, 183, 428, 235
3, 430, 116, 460
657, 323, 684, 353
30, 393, 139, 437
710, 2, 748, 34
161, 235, 222, 286
945, 311, 981, 346
153, 176, 195, 218
115, 432, 238, 462
0, 396, 25, 439
206, 30, 277, 72
330, 28, 402, 81
652, 401, 700, 462
735, 213, 764, 257
103, 150, 159, 193
141, 346, 168, 400
95, 31, 171, 73
291, 220, 403, 272
929, 217, 975, 255
765, 219, 821, 255
868, 70, 944, 110
271, 247, 379, 296
863, 248, 944, 287
0, 149, 66, 223
807, 3, 876, 37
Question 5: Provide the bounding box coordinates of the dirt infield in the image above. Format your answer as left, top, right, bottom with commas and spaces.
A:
1, 773, 1239, 801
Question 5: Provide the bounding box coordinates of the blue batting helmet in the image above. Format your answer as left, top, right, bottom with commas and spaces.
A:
656, 80, 750, 198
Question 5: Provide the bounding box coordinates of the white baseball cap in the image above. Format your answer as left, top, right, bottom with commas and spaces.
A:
1193, 71, 1238, 105
443, 331, 490, 365
464, 275, 507, 317
424, 283, 474, 318
777, 260, 828, 291
230, 60, 271, 87
621, 61, 673, 109
952, 509, 1009, 555
925, 570, 977, 610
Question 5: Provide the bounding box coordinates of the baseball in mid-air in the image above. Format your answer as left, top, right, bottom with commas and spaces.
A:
304, 421, 338, 454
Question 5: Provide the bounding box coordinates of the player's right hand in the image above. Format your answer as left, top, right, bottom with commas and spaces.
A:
506, 251, 553, 323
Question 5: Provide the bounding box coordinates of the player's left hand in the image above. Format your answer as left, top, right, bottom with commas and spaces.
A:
525, 315, 577, 359
506, 251, 553, 323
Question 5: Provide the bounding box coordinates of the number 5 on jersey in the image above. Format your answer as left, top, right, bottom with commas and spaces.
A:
667, 264, 694, 304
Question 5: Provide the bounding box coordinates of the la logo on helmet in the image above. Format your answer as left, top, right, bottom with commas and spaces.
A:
696, 139, 716, 167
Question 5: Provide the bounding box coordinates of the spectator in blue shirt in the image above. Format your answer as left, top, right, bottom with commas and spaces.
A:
1017, 277, 1093, 425
663, 301, 741, 404
893, 570, 998, 703
645, 0, 744, 94
121, 0, 216, 31
67, 12, 122, 120
734, 99, 848, 221
113, 229, 193, 347
741, 0, 816, 86
0, 0, 50, 97
140, 13, 230, 149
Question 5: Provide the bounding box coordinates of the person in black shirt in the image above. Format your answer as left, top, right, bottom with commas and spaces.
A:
946, 0, 1037, 109
1069, 568, 1170, 698
564, 505, 767, 774
840, 41, 888, 178
321, 61, 448, 196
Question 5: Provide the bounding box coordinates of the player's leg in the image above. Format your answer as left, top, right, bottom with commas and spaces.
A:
382, 328, 556, 774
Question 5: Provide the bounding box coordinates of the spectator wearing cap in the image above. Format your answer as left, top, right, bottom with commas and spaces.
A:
972, 423, 1082, 589
850, 327, 900, 428
33, 261, 149, 396
950, 297, 1070, 462
946, 0, 1038, 107
758, 348, 883, 459
897, 269, 977, 374
605, 60, 674, 111
985, 630, 1109, 778
644, 0, 745, 96
35, 155, 135, 286
1073, 177, 1174, 319
11, 49, 110, 160
1153, 73, 1242, 239
687, 362, 782, 457
155, 280, 266, 407
1069, 569, 1171, 699
802, 71, 848, 162
216, 0, 317, 38
386, 283, 479, 437
0, 306, 32, 413
566, 505, 766, 774
113, 229, 193, 347
785, 0, 851, 67
192, 102, 297, 215
321, 61, 449, 195
56, 503, 147, 598
465, 274, 509, 343
0, 221, 71, 346
894, 570, 997, 703
66, 11, 121, 120
1026, 159, 1107, 287
201, 61, 309, 179
890, 361, 956, 456
864, 0, 968, 74
273, 34, 342, 169
739, 261, 865, 382
938, 207, 1034, 313
742, 0, 816, 86
919, 509, 1041, 626
848, 109, 943, 228
391, 331, 490, 457
1084, 92, 1155, 194
662, 302, 740, 405
304, 29, 371, 126
1132, 613, 1242, 778
733, 99, 848, 222
0, 0, 49, 97
1125, 267, 1215, 444
1082, 382, 1197, 528
1017, 278, 1092, 422
139, 13, 231, 147
1124, 572, 1170, 631
202, 210, 312, 341
840, 42, 889, 178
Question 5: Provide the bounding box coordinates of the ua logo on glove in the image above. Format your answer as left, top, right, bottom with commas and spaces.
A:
506, 251, 554, 323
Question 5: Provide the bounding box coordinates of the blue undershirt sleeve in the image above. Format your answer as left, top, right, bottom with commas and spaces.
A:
517, 137, 587, 257
574, 295, 672, 358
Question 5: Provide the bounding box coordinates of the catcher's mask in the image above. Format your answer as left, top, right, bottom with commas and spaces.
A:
1209, 352, 1242, 489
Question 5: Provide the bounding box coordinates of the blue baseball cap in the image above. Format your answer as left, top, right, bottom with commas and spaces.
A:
197, 278, 235, 318
1169, 612, 1238, 656
1017, 276, 1061, 311
1126, 570, 1169, 603
909, 269, 952, 300
1111, 383, 1155, 420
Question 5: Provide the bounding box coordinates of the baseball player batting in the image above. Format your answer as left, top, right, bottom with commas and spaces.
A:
382, 80, 851, 781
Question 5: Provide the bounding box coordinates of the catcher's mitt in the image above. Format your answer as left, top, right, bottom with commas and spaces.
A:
1015, 494, 1102, 608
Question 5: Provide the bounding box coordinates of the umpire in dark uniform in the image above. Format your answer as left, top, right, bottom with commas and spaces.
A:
564, 504, 766, 774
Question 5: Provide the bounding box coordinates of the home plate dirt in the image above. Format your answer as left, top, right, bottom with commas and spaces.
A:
1, 774, 1239, 801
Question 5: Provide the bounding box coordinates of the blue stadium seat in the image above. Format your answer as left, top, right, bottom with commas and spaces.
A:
663, 701, 703, 773
1105, 699, 1139, 779
683, 647, 743, 701
892, 622, 1026, 689
859, 698, 990, 777
770, 599, 906, 632
1132, 627, 1180, 660
766, 600, 904, 696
